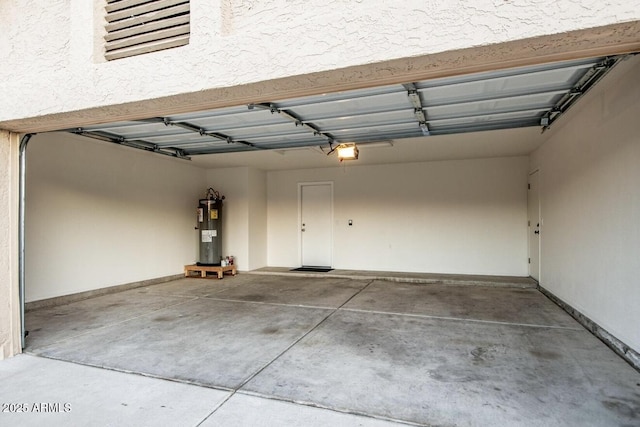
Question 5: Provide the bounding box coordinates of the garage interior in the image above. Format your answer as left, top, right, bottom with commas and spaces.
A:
15, 50, 640, 425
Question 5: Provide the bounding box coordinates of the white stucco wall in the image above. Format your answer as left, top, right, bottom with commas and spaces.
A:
267, 157, 529, 276
25, 133, 206, 302
530, 55, 640, 353
1, 0, 639, 123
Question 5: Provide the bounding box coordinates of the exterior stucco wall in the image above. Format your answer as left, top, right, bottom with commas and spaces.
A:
1, 0, 639, 125
0, 132, 21, 359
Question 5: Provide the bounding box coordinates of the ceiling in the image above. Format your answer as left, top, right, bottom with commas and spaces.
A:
69, 55, 622, 168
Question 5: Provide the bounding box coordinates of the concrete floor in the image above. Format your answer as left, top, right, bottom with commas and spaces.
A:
5, 273, 639, 426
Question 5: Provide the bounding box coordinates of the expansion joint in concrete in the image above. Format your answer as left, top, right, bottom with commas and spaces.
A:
196, 280, 377, 426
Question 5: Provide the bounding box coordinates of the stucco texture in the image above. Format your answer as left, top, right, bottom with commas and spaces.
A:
0, 0, 639, 125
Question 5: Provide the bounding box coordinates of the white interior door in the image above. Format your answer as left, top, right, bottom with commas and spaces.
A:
300, 183, 332, 267
528, 170, 540, 281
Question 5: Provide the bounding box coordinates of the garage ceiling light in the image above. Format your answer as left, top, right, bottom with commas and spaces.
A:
336, 143, 359, 161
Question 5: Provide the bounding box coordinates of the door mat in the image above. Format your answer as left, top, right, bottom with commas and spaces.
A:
291, 267, 334, 273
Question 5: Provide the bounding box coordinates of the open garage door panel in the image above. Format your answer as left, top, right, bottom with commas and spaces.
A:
68, 55, 628, 158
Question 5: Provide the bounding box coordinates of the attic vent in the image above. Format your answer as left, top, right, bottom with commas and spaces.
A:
104, 0, 190, 61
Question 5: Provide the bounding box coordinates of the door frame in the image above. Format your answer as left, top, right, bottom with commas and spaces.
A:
528, 169, 541, 282
298, 181, 334, 267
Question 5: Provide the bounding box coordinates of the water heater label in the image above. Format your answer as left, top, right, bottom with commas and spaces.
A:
201, 230, 217, 242
197, 208, 203, 222
210, 209, 218, 220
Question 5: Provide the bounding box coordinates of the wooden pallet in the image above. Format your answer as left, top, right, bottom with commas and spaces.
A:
184, 264, 237, 279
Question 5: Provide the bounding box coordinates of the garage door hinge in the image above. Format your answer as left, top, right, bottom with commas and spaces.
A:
528, 183, 531, 190
528, 258, 531, 264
